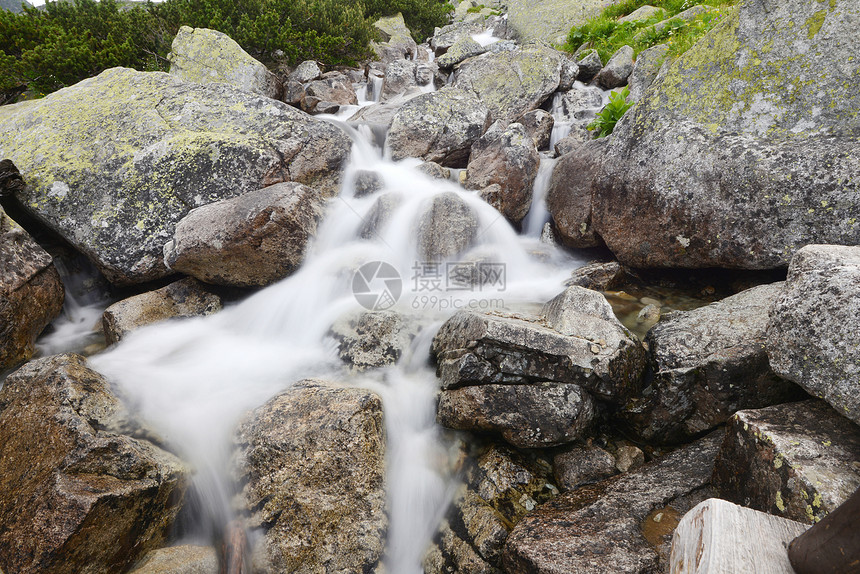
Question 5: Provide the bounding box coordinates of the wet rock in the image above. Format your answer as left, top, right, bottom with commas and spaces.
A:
0, 158, 24, 197
301, 71, 358, 113
416, 192, 479, 261
164, 182, 325, 287
168, 26, 282, 100
594, 45, 634, 89
503, 432, 722, 574
232, 379, 387, 574
432, 286, 646, 404
615, 444, 646, 473
453, 44, 564, 123
102, 278, 222, 345
546, 138, 608, 248
359, 193, 402, 239
464, 122, 539, 224
554, 83, 604, 124
438, 382, 597, 448
565, 261, 628, 291
553, 443, 617, 490
0, 68, 351, 285
128, 545, 218, 574
669, 498, 808, 574
576, 49, 603, 82
766, 245, 860, 425
506, 0, 603, 44
380, 59, 418, 102
712, 400, 860, 524
0, 206, 64, 371
328, 310, 428, 371
0, 354, 189, 574
288, 60, 321, 84
430, 21, 485, 55
352, 169, 385, 198
628, 44, 669, 102
416, 161, 451, 180
416, 62, 436, 85
385, 86, 490, 167
516, 109, 554, 150
592, 0, 860, 269
622, 283, 805, 444
437, 36, 486, 69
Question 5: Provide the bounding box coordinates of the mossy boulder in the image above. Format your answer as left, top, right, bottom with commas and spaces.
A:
0, 67, 351, 285
168, 26, 282, 100
505, 0, 603, 45
592, 0, 860, 269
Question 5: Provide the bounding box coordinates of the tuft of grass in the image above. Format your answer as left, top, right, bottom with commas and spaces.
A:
587, 86, 634, 137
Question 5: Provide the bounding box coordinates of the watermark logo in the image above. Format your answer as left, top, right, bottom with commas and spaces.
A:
353, 261, 403, 311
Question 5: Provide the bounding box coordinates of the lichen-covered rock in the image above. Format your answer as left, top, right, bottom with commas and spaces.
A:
301, 71, 358, 113
553, 443, 617, 490
0, 354, 189, 574
766, 245, 860, 425
712, 400, 860, 524
232, 379, 387, 574
594, 45, 634, 89
464, 122, 539, 224
380, 60, 418, 102
546, 138, 607, 248
128, 545, 218, 574
288, 60, 321, 84
385, 87, 490, 167
416, 161, 451, 180
453, 45, 564, 123
168, 26, 282, 100
373, 13, 418, 63
437, 36, 486, 69
0, 205, 64, 370
622, 283, 805, 444
576, 49, 603, 82
0, 67, 351, 285
102, 278, 222, 345
416, 192, 479, 261
627, 43, 669, 102
592, 0, 860, 269
506, 0, 603, 44
328, 310, 428, 371
430, 21, 486, 55
164, 182, 325, 287
432, 286, 646, 404
516, 109, 554, 150
503, 432, 722, 574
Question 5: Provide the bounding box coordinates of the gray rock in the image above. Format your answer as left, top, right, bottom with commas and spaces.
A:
558, 58, 580, 92
766, 245, 860, 425
301, 71, 358, 113
712, 400, 860, 524
372, 13, 418, 63
546, 138, 608, 248
232, 380, 387, 574
432, 286, 646, 404
565, 261, 628, 291
381, 59, 418, 102
464, 122, 540, 224
385, 86, 490, 167
352, 169, 385, 198
438, 382, 597, 448
0, 68, 351, 285
615, 444, 645, 473
416, 192, 479, 261
592, 0, 860, 269
553, 443, 617, 490
0, 354, 189, 574
282, 78, 305, 106
622, 283, 805, 444
0, 205, 64, 371
619, 5, 664, 22
168, 26, 282, 100
164, 182, 325, 287
555, 83, 604, 123
576, 49, 603, 82
516, 109, 554, 150
552, 129, 591, 156
359, 193, 402, 240
430, 21, 486, 55
453, 45, 563, 123
506, 0, 603, 45
128, 545, 218, 574
0, 0, 29, 13
437, 36, 486, 69
102, 278, 222, 345
328, 310, 428, 371
503, 432, 722, 574
594, 45, 634, 89
628, 44, 669, 102
416, 62, 436, 85
416, 161, 451, 180
289, 60, 322, 84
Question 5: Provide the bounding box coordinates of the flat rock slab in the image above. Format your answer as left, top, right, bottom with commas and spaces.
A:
668, 498, 808, 574
0, 67, 351, 285
502, 432, 722, 574
128, 545, 218, 574
713, 400, 860, 524
766, 244, 860, 426
506, 0, 603, 44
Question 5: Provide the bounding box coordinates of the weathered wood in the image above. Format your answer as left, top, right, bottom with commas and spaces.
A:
788, 487, 860, 574
669, 498, 808, 574
219, 520, 248, 574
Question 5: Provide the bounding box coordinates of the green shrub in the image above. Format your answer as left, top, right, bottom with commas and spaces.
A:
587, 86, 633, 138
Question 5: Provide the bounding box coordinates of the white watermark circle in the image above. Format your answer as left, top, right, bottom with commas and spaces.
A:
352, 261, 402, 311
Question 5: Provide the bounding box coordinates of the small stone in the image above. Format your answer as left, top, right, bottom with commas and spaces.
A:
615, 444, 645, 473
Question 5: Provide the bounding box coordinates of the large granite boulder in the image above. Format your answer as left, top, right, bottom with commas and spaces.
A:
128, 545, 218, 574
464, 122, 539, 224
385, 87, 490, 167
372, 13, 418, 63
416, 192, 480, 261
301, 71, 359, 113
712, 400, 860, 524
503, 432, 722, 574
766, 245, 860, 425
622, 283, 805, 444
437, 36, 486, 69
0, 67, 351, 285
164, 182, 325, 287
0, 205, 64, 370
505, 0, 603, 44
546, 139, 608, 248
453, 45, 564, 123
168, 26, 282, 100
592, 0, 860, 269
232, 380, 387, 574
0, 354, 189, 574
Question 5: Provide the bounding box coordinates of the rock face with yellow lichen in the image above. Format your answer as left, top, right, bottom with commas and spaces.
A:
0, 67, 351, 285
590, 0, 860, 269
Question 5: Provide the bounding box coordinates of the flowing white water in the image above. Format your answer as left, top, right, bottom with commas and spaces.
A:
522, 156, 557, 238
88, 110, 583, 570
